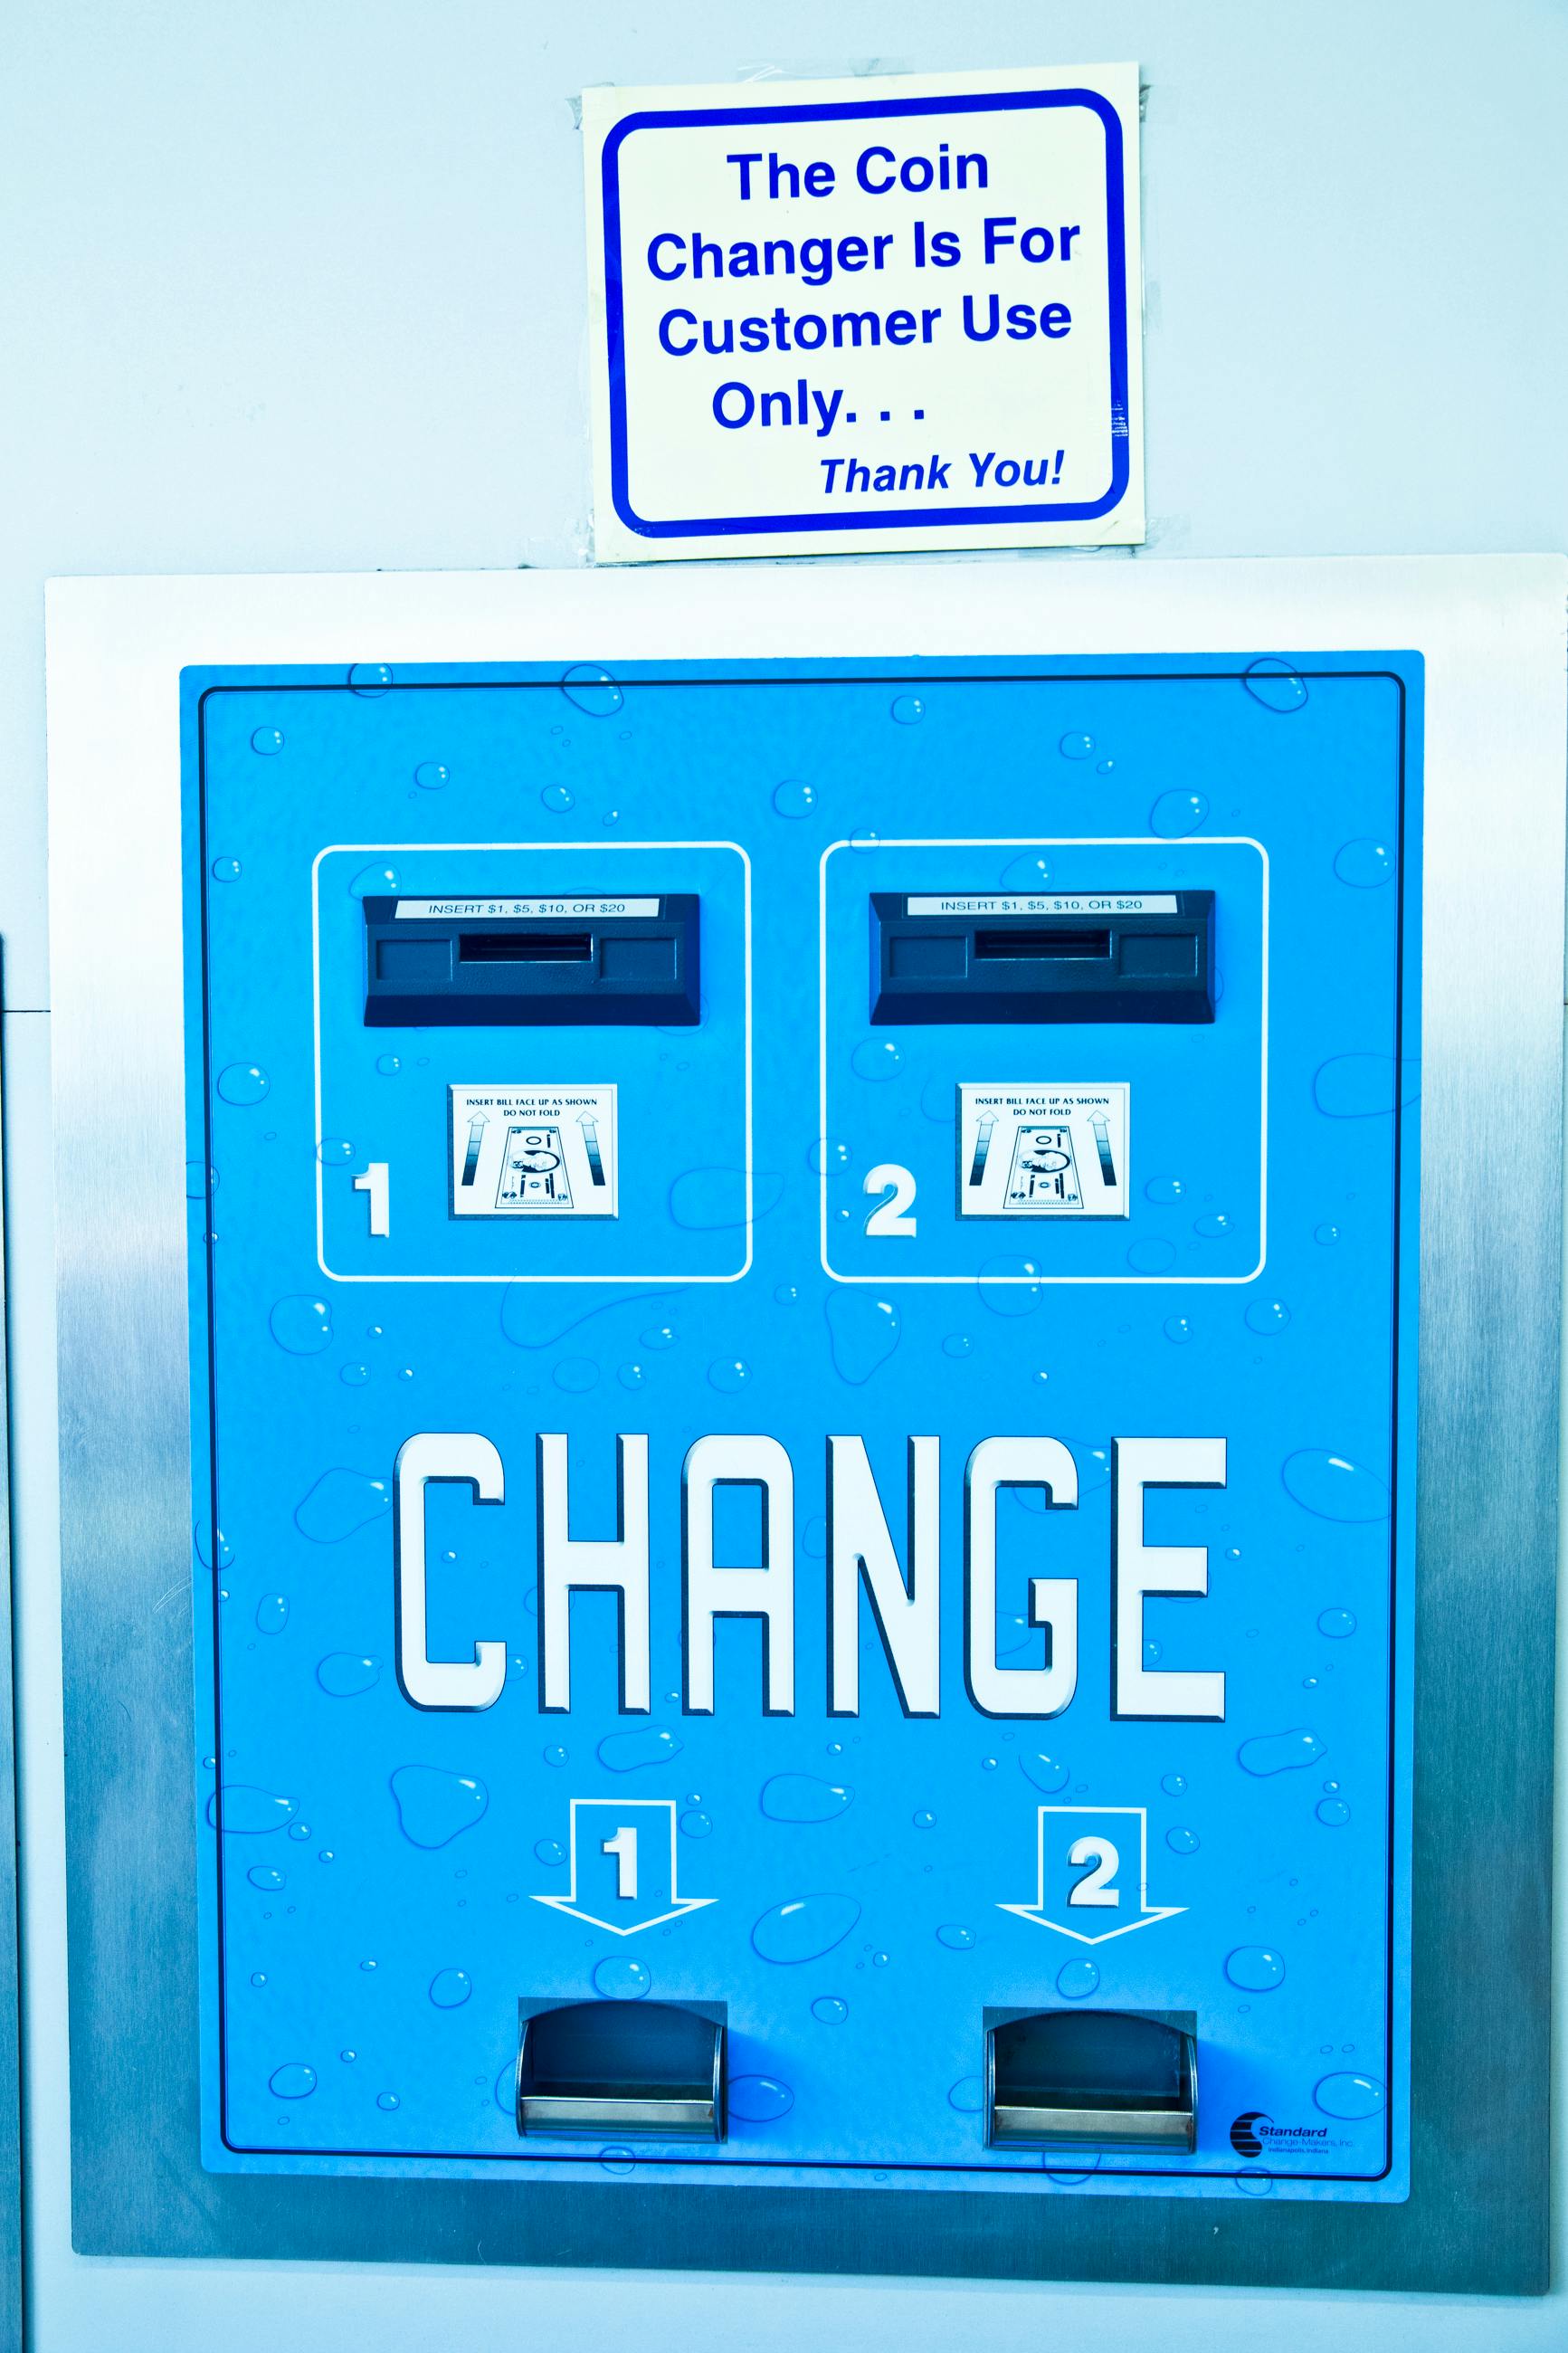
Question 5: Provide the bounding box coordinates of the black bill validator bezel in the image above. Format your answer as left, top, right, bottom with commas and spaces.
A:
870, 890, 1214, 1024
362, 892, 701, 1026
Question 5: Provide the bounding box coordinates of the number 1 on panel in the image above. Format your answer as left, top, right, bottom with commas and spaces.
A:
354, 1161, 390, 1236
603, 1825, 639, 1900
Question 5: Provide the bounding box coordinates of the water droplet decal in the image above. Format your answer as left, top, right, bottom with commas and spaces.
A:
1149, 790, 1209, 838
1314, 1053, 1418, 1119
194, 1520, 233, 1569
1244, 1299, 1291, 1334
269, 1295, 332, 1355
294, 1469, 391, 1543
389, 1764, 488, 1848
1281, 1450, 1390, 1523
1237, 1728, 1326, 1777
499, 1282, 684, 1355
976, 1255, 1041, 1317
1334, 838, 1392, 888
597, 1727, 683, 1772
216, 1063, 270, 1106
761, 1774, 853, 1824
751, 1893, 860, 1964
317, 1653, 380, 1697
208, 1786, 297, 1834
851, 1039, 902, 1083
561, 663, 624, 717
1225, 1946, 1287, 1991
729, 2075, 794, 2121
1056, 1958, 1099, 1999
668, 1166, 783, 1230
1314, 2072, 1384, 2120
823, 1291, 900, 1385
592, 1955, 651, 1999
429, 1968, 472, 2008
1242, 657, 1308, 713
269, 2063, 317, 2099
1020, 1753, 1070, 1795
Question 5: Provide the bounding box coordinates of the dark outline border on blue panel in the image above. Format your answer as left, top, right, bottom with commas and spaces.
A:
190, 665, 1410, 2196
600, 91, 1131, 538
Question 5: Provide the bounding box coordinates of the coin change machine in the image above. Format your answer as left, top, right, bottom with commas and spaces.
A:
184, 653, 1414, 2202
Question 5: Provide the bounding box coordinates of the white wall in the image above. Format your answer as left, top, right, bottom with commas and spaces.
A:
2, 2, 1563, 2345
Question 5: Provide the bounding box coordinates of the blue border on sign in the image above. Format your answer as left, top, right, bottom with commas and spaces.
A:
600, 90, 1132, 539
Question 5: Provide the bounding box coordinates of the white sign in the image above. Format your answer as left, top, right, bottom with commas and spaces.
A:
449, 1086, 618, 1218
957, 1082, 1128, 1217
906, 892, 1175, 917
397, 898, 659, 921
584, 64, 1143, 562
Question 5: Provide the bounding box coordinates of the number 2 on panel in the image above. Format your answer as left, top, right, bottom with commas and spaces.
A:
603, 1825, 639, 1900
864, 1162, 917, 1237
1067, 1835, 1121, 1908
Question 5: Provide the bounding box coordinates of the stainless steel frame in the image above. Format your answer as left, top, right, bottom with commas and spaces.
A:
43, 557, 1566, 2292
0, 987, 24, 2353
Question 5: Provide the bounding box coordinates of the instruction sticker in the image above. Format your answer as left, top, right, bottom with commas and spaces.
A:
957, 1083, 1128, 1218
449, 1086, 618, 1219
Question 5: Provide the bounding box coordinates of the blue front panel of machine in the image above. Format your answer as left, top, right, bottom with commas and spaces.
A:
184, 656, 1417, 2201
